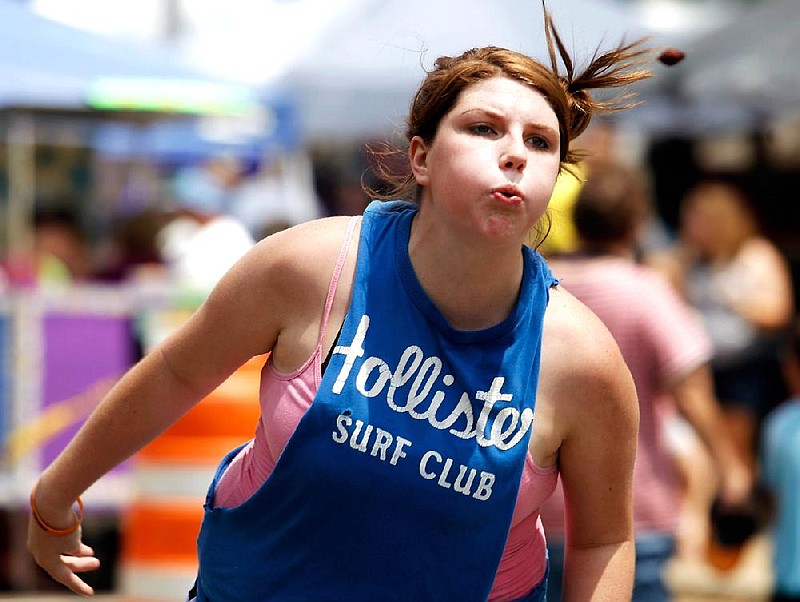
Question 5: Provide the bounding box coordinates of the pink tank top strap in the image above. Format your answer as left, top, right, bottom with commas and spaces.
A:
317, 216, 359, 345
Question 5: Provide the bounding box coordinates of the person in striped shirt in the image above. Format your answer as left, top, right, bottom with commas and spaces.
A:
542, 161, 752, 601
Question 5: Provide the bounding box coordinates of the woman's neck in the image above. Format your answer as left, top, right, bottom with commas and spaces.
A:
408, 216, 524, 331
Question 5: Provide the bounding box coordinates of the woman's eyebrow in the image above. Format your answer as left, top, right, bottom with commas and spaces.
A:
458, 107, 501, 118
457, 107, 558, 136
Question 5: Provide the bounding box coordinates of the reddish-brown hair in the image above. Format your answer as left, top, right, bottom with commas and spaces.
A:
367, 3, 654, 206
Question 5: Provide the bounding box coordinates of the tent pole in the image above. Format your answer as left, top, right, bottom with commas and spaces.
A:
6, 111, 36, 263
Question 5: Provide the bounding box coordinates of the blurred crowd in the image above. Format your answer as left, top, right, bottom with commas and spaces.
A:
0, 150, 325, 299
537, 121, 797, 601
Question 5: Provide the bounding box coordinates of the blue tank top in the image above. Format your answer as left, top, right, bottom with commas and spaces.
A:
194, 200, 556, 601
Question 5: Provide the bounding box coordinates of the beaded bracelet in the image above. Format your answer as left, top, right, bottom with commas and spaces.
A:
30, 487, 84, 536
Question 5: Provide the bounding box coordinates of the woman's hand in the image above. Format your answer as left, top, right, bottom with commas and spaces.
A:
27, 497, 100, 596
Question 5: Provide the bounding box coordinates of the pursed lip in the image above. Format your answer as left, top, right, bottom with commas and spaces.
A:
491, 184, 524, 204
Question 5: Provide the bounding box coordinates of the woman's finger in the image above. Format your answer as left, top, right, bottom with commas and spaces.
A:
61, 553, 101, 573
47, 562, 95, 597
72, 542, 96, 557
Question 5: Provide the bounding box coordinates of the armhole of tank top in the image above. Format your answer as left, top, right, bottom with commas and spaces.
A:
317, 216, 359, 365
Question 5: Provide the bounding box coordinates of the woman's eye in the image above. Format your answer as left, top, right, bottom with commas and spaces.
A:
469, 124, 496, 136
527, 135, 550, 150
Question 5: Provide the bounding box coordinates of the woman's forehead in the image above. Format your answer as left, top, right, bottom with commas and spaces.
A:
452, 76, 558, 123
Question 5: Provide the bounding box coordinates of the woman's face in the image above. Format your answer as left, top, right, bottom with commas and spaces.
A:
409, 75, 561, 246
680, 185, 752, 256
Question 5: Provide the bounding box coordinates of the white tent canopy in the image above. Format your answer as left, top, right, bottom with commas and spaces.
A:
281, 0, 657, 141
627, 0, 800, 136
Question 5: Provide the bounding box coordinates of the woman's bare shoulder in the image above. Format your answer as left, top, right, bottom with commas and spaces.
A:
542, 286, 625, 375
251, 215, 358, 273
226, 216, 357, 302
191, 216, 359, 361
540, 285, 638, 427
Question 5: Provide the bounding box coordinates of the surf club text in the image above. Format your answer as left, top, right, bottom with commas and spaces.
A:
330, 314, 534, 451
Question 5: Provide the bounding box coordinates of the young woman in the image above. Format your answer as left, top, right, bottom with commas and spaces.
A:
677, 180, 794, 480
28, 8, 652, 601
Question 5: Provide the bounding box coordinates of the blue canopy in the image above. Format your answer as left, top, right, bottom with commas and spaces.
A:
90, 92, 299, 163
0, 0, 258, 115
0, 0, 301, 157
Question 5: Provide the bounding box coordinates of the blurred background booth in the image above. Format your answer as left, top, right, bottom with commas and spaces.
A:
0, 0, 298, 594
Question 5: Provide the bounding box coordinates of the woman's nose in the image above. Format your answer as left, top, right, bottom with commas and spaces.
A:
501, 138, 527, 171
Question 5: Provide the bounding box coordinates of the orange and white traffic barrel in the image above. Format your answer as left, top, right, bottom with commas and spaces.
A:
118, 354, 265, 600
